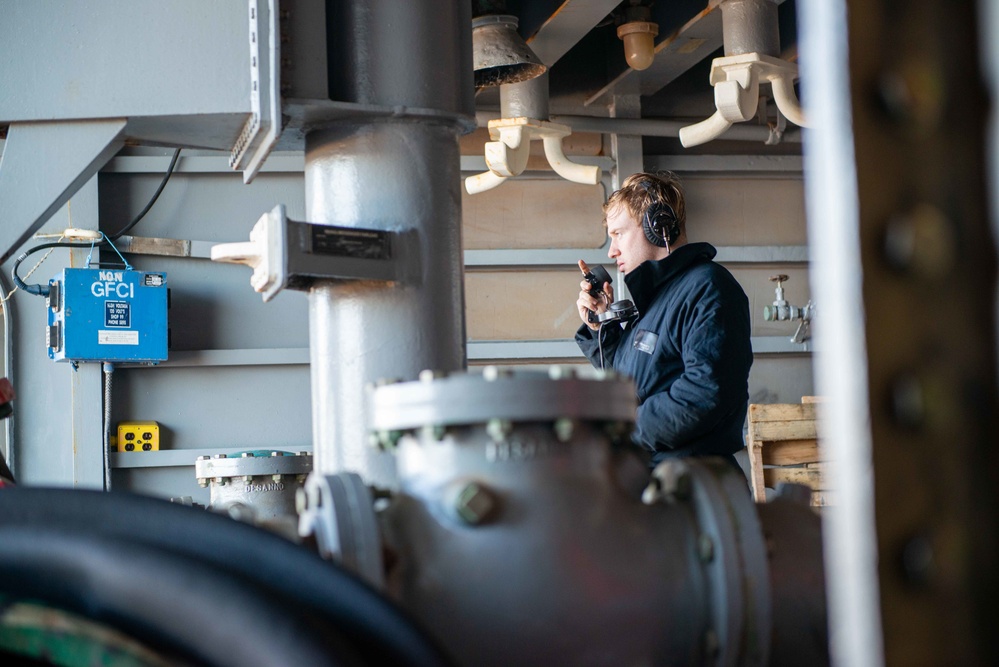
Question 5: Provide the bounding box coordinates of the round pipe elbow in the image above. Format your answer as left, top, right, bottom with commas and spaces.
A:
465, 170, 508, 194
484, 137, 530, 177
541, 136, 600, 184
771, 76, 808, 127
679, 110, 734, 148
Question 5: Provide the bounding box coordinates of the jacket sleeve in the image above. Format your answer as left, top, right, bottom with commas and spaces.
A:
631, 277, 752, 452
575, 322, 625, 370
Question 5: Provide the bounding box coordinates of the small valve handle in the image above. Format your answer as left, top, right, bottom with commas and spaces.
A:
769, 274, 789, 285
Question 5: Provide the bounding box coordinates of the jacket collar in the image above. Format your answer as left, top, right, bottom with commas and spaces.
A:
624, 242, 717, 312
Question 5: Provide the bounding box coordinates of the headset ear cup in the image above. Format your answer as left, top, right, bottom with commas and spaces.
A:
642, 205, 670, 248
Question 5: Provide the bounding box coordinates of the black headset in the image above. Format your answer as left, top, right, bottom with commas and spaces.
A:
639, 179, 680, 248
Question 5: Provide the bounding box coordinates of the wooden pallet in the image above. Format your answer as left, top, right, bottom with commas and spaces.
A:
747, 399, 827, 504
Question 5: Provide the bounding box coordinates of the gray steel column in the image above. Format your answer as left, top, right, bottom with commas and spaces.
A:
306, 0, 472, 485
721, 0, 780, 57
803, 0, 999, 664
500, 72, 549, 119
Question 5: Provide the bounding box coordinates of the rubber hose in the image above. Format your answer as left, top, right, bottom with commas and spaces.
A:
0, 487, 456, 667
0, 527, 358, 667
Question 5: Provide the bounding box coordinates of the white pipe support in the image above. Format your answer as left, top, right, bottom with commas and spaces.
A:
715, 65, 759, 122
464, 170, 509, 194
210, 204, 286, 300
540, 135, 600, 185
484, 125, 531, 177
770, 75, 807, 127
679, 110, 734, 148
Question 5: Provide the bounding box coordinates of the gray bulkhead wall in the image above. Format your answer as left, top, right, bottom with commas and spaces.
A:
0, 146, 812, 499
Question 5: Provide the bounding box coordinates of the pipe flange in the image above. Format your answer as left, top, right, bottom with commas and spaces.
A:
194, 450, 312, 484
650, 458, 773, 666
369, 367, 636, 432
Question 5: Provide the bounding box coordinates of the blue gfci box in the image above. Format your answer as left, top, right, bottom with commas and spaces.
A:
47, 268, 169, 363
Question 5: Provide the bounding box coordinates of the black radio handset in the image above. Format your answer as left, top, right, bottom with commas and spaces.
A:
583, 265, 613, 324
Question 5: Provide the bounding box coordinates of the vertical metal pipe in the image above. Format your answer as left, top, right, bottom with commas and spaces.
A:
721, 0, 780, 57
308, 0, 473, 485
799, 1, 883, 663
500, 72, 549, 119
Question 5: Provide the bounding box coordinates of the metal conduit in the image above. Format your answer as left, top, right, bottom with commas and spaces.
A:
475, 111, 801, 143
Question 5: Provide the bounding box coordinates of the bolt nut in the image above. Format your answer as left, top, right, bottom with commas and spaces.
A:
554, 418, 576, 443
422, 424, 447, 441
374, 429, 403, 451
883, 204, 955, 279
486, 418, 512, 443
272, 474, 283, 483
197, 477, 208, 488
197, 455, 210, 461
482, 366, 512, 381
548, 366, 576, 380
453, 481, 497, 525
877, 60, 944, 130
241, 452, 254, 458
419, 369, 448, 382
213, 454, 228, 459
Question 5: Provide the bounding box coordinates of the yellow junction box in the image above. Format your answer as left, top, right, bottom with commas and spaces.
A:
116, 421, 160, 452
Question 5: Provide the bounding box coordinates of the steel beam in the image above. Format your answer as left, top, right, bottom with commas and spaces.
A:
803, 0, 999, 664
526, 0, 622, 67
0, 119, 127, 265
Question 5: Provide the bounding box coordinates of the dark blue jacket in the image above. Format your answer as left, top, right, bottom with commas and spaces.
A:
575, 243, 752, 466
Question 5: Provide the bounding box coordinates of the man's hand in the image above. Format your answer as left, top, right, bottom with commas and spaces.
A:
576, 259, 614, 330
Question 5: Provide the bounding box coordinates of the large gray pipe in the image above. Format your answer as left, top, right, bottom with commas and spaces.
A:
306, 0, 473, 485
721, 0, 780, 57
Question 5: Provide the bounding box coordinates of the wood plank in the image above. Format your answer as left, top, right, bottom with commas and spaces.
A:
760, 439, 822, 466
764, 466, 824, 489
748, 443, 767, 503
749, 419, 818, 442
801, 396, 825, 404
749, 403, 818, 422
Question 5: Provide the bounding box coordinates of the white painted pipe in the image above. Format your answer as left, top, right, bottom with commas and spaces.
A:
678, 110, 733, 148
541, 136, 600, 184
771, 75, 808, 127
465, 169, 508, 194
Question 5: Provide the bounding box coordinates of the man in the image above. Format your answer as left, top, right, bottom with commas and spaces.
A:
575, 172, 752, 473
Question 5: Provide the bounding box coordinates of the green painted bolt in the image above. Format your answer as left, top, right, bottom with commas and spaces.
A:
554, 418, 575, 443
454, 482, 496, 525
486, 418, 512, 443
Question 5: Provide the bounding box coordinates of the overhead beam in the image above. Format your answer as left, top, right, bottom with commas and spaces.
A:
0, 119, 127, 265
526, 0, 621, 67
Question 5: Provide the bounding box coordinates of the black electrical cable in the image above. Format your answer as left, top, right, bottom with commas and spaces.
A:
598, 320, 609, 371
0, 527, 359, 667
107, 148, 181, 240
9, 148, 182, 296
0, 487, 458, 667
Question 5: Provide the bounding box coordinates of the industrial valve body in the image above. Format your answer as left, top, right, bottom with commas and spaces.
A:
357, 369, 828, 667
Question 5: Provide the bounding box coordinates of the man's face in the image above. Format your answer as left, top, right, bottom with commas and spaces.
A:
606, 204, 664, 274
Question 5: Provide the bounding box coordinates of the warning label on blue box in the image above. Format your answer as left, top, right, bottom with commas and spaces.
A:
105, 301, 131, 328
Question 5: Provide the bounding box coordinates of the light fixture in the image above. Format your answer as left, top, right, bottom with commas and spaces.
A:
617, 3, 659, 71
472, 14, 547, 89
